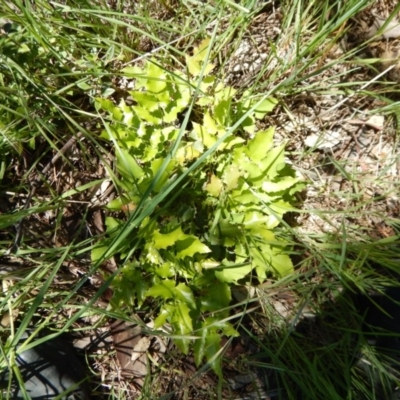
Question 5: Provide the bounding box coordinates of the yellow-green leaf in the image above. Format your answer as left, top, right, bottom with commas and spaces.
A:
215, 261, 252, 284
176, 236, 211, 258
245, 127, 275, 161
146, 279, 175, 299
204, 174, 223, 197
153, 226, 185, 249
262, 176, 300, 193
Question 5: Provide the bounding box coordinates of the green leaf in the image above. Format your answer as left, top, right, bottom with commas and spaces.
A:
215, 261, 252, 283
204, 174, 223, 197
146, 279, 176, 299
244, 127, 275, 162
91, 243, 110, 263
260, 144, 286, 180
243, 211, 279, 230
253, 97, 277, 119
269, 251, 294, 277
146, 61, 167, 93
155, 262, 175, 278
203, 112, 219, 135
242, 93, 277, 119
218, 220, 242, 237
176, 236, 211, 258
205, 332, 223, 376
250, 244, 293, 279
191, 122, 217, 149
105, 216, 124, 237
171, 303, 193, 354
194, 324, 208, 367
133, 105, 163, 124
222, 164, 242, 190
200, 281, 231, 311
154, 306, 173, 328
145, 243, 163, 265
121, 65, 145, 78
186, 38, 214, 77
174, 283, 196, 309
77, 81, 92, 90
116, 147, 143, 181
262, 176, 300, 193
153, 226, 185, 249
130, 91, 160, 111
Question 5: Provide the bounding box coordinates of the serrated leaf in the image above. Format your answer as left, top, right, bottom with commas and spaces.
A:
253, 97, 277, 119
250, 244, 293, 279
174, 283, 196, 309
260, 144, 286, 180
105, 216, 124, 237
245, 127, 275, 161
130, 91, 159, 111
262, 176, 300, 193
203, 112, 219, 134
249, 226, 276, 241
171, 303, 193, 354
242, 211, 278, 230
133, 105, 163, 124
197, 96, 213, 106
222, 164, 242, 190
176, 144, 201, 164
204, 174, 223, 197
150, 158, 176, 192
269, 251, 294, 277
163, 104, 180, 123
231, 189, 260, 204
242, 93, 277, 119
176, 236, 211, 258
186, 38, 215, 77
153, 226, 184, 249
154, 306, 172, 328
218, 136, 244, 150
218, 219, 242, 237
215, 261, 252, 283
145, 243, 163, 265
205, 332, 223, 376
146, 61, 167, 93
241, 115, 256, 134
146, 279, 175, 299
200, 281, 231, 311
191, 122, 217, 148
268, 200, 295, 218
95, 97, 117, 113
194, 325, 208, 367
155, 262, 175, 278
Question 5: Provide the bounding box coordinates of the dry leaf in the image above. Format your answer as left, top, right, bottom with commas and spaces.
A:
110, 319, 142, 378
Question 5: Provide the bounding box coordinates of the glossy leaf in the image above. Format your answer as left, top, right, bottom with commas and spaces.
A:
176, 236, 211, 258
171, 303, 193, 354
174, 283, 196, 309
146, 279, 175, 299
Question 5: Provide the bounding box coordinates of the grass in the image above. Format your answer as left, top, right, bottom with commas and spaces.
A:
1, 0, 400, 398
